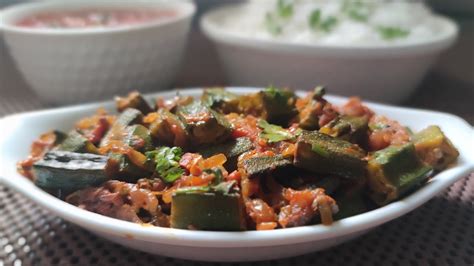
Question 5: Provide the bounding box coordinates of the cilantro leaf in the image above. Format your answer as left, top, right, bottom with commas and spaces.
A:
377, 26, 410, 40
258, 119, 300, 143
342, 1, 374, 22
320, 16, 338, 32
146, 146, 184, 183
204, 168, 224, 185
265, 12, 282, 36
309, 9, 321, 29
264, 0, 293, 35
264, 85, 291, 102
213, 180, 237, 195
263, 86, 296, 108
277, 0, 293, 18
309, 9, 338, 32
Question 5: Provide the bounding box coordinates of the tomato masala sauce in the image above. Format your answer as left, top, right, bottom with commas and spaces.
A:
16, 9, 177, 29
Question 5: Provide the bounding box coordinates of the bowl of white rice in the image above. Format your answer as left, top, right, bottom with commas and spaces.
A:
200, 0, 458, 103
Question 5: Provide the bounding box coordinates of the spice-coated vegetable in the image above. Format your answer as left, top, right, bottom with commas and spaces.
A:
367, 143, 432, 205
412, 125, 459, 170
176, 101, 232, 146
294, 131, 367, 179
33, 151, 110, 190
19, 86, 459, 231
58, 130, 98, 154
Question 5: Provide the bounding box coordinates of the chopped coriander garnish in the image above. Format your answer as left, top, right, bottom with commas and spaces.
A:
263, 85, 281, 97
309, 9, 338, 32
204, 168, 224, 185
309, 9, 321, 29
146, 146, 184, 183
263, 85, 293, 103
265, 12, 282, 36
213, 180, 237, 195
265, 0, 293, 35
377, 26, 410, 40
320, 16, 338, 32
342, 0, 374, 22
277, 0, 293, 18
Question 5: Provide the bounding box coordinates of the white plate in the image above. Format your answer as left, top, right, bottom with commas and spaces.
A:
0, 88, 473, 262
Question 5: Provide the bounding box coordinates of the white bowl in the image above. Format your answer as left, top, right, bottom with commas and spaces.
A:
0, 88, 472, 262
1, 0, 195, 105
200, 4, 459, 103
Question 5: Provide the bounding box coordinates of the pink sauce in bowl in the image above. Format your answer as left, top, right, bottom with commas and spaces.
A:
15, 9, 178, 29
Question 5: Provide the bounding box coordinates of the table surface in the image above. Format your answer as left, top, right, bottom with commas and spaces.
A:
1, 32, 473, 266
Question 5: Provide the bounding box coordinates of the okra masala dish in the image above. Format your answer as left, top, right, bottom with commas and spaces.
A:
18, 87, 459, 231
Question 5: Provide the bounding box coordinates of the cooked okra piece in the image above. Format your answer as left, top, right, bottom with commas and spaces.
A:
294, 131, 367, 179
199, 137, 254, 171
115, 91, 153, 114
108, 153, 151, 182
58, 130, 98, 154
320, 115, 369, 144
412, 125, 459, 170
201, 88, 240, 113
171, 183, 246, 231
333, 188, 369, 220
176, 101, 232, 146
124, 125, 154, 152
115, 108, 144, 126
297, 86, 329, 130
49, 130, 67, 146
149, 109, 188, 147
367, 143, 433, 205
311, 176, 342, 195
242, 155, 293, 178
33, 151, 110, 190
100, 108, 143, 147
238, 86, 297, 125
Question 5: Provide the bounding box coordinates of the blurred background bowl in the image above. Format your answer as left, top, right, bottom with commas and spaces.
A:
200, 3, 458, 103
1, 0, 195, 105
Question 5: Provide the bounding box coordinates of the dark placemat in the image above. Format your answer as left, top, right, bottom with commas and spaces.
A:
1, 174, 473, 266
